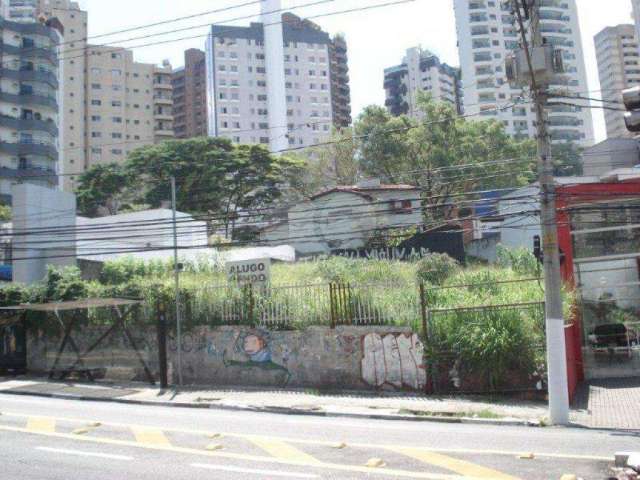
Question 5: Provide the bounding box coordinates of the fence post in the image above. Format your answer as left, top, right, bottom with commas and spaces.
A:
419, 283, 433, 394
156, 299, 168, 389
248, 283, 254, 326
329, 283, 336, 329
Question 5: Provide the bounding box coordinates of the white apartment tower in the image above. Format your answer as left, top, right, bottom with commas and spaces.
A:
384, 47, 462, 117
206, 2, 351, 151
453, 0, 594, 146
594, 24, 640, 139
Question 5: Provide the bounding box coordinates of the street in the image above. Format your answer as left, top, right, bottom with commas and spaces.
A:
0, 394, 635, 479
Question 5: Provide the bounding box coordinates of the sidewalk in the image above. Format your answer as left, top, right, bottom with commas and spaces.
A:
0, 376, 552, 425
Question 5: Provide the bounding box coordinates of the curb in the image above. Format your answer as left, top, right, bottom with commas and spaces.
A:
0, 388, 540, 427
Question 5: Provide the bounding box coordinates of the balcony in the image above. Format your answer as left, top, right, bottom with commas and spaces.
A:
0, 140, 57, 158
0, 67, 58, 89
0, 165, 57, 184
154, 129, 174, 138
0, 91, 58, 110
0, 114, 58, 135
153, 96, 173, 106
153, 82, 172, 90
154, 113, 173, 121
0, 42, 57, 64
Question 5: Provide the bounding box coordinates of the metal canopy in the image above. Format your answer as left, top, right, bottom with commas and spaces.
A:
0, 298, 141, 312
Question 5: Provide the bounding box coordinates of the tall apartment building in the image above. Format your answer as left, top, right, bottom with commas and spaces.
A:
5, 0, 174, 192
594, 25, 640, 139
205, 2, 351, 151
453, 0, 594, 146
172, 48, 207, 139
0, 9, 63, 203
384, 47, 462, 118
633, 0, 640, 45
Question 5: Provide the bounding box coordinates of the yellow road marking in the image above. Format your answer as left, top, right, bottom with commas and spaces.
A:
131, 426, 171, 447
0, 425, 469, 480
245, 435, 323, 465
0, 411, 611, 462
26, 416, 55, 433
390, 447, 521, 480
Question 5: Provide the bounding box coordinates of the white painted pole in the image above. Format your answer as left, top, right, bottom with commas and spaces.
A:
171, 176, 183, 386
261, 0, 289, 154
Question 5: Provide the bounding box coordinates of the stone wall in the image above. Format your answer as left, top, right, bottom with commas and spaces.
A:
27, 325, 427, 392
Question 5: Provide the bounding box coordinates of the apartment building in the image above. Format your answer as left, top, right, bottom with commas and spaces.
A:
205, 2, 351, 151
595, 25, 640, 139
172, 48, 207, 139
0, 11, 63, 203
6, 0, 174, 192
384, 47, 462, 117
453, 0, 594, 146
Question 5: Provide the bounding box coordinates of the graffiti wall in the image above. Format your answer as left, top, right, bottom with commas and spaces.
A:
361, 333, 426, 390
27, 326, 429, 392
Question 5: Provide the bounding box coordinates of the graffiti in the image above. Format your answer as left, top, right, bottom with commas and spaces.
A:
361, 333, 426, 390
222, 329, 291, 385
337, 335, 357, 355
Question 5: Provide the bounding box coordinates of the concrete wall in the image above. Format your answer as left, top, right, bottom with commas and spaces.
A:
27, 325, 427, 391
12, 183, 76, 284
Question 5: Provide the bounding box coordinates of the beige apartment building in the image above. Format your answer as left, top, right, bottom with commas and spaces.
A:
9, 0, 174, 192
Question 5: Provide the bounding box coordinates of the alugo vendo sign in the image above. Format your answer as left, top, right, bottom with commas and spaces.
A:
226, 258, 271, 285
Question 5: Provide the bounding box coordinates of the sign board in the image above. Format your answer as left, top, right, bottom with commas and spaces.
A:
226, 258, 271, 285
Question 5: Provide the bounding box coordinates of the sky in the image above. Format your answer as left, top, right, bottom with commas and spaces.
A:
78, 0, 638, 144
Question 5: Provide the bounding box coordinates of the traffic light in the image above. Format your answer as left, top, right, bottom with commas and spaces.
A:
622, 86, 640, 132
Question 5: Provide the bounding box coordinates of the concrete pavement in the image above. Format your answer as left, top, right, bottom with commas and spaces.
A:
0, 393, 635, 479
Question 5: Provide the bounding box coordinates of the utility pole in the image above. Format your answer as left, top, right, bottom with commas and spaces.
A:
170, 176, 183, 386
510, 0, 569, 424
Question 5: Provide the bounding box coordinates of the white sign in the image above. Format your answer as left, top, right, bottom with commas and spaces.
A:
226, 258, 271, 285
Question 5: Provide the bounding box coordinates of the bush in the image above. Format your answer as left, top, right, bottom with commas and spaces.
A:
415, 253, 459, 285
44, 266, 87, 301
496, 245, 539, 277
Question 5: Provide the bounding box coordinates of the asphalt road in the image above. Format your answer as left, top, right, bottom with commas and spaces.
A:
0, 393, 636, 479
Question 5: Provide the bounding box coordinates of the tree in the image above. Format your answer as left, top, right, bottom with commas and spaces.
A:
125, 137, 304, 234
551, 141, 583, 176
75, 163, 131, 217
355, 94, 536, 220
0, 205, 11, 222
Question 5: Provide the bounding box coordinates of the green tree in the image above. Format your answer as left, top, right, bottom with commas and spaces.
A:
551, 141, 583, 176
355, 94, 536, 220
125, 137, 304, 234
75, 163, 131, 217
0, 205, 11, 222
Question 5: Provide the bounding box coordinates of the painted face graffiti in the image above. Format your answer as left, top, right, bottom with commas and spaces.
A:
243, 334, 272, 363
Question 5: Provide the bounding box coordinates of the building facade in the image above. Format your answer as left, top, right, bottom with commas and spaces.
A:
4, 0, 174, 192
384, 47, 462, 117
205, 5, 351, 151
172, 48, 207, 139
595, 25, 640, 139
453, 0, 594, 146
0, 14, 62, 203
329, 33, 351, 128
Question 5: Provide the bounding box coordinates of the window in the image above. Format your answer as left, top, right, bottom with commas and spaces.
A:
111, 69, 122, 77
91, 83, 101, 90
91, 67, 101, 75
112, 133, 122, 138
91, 132, 102, 138
91, 100, 102, 106
111, 149, 123, 155
91, 115, 101, 122
112, 100, 122, 107
112, 116, 122, 123
91, 148, 102, 154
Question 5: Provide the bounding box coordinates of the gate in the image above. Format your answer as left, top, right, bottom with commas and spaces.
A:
0, 314, 26, 373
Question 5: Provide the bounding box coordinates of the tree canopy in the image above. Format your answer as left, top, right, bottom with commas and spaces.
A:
76, 138, 303, 232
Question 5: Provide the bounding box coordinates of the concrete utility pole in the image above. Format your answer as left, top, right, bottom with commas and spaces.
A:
511, 0, 569, 425
171, 176, 183, 386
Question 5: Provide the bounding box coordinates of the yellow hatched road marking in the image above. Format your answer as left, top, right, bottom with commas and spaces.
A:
245, 435, 323, 465
389, 447, 521, 480
131, 426, 171, 447
0, 425, 467, 479
26, 416, 55, 433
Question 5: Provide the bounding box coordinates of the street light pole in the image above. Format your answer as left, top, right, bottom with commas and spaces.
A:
171, 176, 183, 386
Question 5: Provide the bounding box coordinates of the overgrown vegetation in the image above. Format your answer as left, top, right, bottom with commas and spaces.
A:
1, 249, 570, 390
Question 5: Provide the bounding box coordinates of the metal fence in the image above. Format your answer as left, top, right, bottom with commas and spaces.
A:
184, 281, 422, 329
